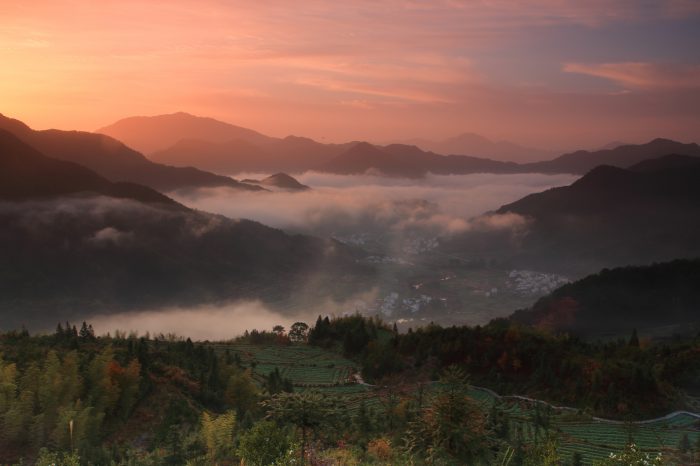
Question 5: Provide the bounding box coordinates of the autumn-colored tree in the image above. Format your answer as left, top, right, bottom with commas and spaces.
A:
404, 366, 492, 464
200, 410, 236, 463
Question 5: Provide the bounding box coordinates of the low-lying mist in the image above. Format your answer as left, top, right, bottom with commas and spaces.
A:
86, 301, 310, 341
84, 289, 382, 341
172, 172, 576, 249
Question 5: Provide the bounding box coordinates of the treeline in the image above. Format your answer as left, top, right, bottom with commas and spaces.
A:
0, 326, 141, 463
308, 314, 700, 419
0, 318, 695, 465
0, 323, 267, 464
308, 314, 404, 381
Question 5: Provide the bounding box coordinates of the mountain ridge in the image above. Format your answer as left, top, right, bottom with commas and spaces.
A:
0, 128, 181, 207
441, 154, 700, 276
0, 113, 261, 192
98, 112, 700, 178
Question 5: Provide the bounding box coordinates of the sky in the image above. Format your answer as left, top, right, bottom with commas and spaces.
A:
1, 0, 699, 149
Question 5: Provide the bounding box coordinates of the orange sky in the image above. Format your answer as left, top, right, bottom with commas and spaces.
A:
2, 0, 699, 149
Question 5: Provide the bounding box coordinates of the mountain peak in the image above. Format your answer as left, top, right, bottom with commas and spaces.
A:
241, 172, 310, 191
98, 113, 274, 154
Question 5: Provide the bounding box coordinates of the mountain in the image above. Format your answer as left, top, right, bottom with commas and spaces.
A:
102, 112, 355, 173
509, 259, 700, 338
0, 136, 370, 327
322, 142, 520, 177
150, 135, 351, 174
322, 139, 700, 178
99, 113, 700, 178
0, 128, 179, 206
441, 154, 700, 275
402, 132, 553, 162
241, 173, 310, 191
97, 113, 700, 179
322, 142, 425, 177
523, 138, 700, 174
595, 141, 629, 151
151, 138, 269, 173
0, 113, 260, 192
97, 111, 275, 154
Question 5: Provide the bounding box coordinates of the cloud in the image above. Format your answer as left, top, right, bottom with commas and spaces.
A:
85, 301, 310, 341
83, 287, 384, 341
469, 212, 530, 232
563, 62, 700, 90
171, 172, 575, 253
89, 226, 133, 245
5, 0, 699, 148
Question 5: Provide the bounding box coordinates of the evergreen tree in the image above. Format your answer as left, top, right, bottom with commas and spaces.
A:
629, 328, 640, 348
264, 391, 340, 465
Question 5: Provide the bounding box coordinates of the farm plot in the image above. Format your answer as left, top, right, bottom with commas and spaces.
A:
209, 343, 700, 464
482, 394, 700, 465
209, 343, 359, 387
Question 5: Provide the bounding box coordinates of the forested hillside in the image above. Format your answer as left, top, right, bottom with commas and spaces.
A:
3, 315, 700, 465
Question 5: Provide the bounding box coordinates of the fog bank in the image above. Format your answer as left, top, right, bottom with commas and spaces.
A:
172, 172, 577, 240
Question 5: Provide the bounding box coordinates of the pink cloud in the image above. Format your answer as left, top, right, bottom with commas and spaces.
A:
1, 0, 698, 148
563, 62, 700, 90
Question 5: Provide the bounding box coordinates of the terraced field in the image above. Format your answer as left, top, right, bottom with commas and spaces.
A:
467, 387, 700, 464
210, 343, 700, 464
209, 343, 358, 386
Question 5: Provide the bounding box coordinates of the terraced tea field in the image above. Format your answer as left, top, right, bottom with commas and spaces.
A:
209, 343, 358, 386
209, 343, 700, 464
467, 387, 700, 464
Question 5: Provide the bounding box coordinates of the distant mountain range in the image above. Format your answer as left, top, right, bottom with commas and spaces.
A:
509, 259, 700, 338
397, 132, 555, 162
442, 154, 700, 275
0, 114, 260, 192
0, 127, 370, 328
322, 142, 523, 177
97, 112, 275, 154
521, 138, 700, 174
99, 112, 353, 174
322, 138, 700, 178
98, 112, 700, 178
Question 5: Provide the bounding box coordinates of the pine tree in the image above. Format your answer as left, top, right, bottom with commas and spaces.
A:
629, 328, 640, 347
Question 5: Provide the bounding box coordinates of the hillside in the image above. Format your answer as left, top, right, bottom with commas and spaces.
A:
0, 114, 260, 192
0, 130, 370, 328
401, 132, 553, 162
524, 138, 700, 174
2, 322, 700, 465
97, 111, 275, 153
102, 113, 352, 173
0, 129, 180, 206
150, 135, 350, 174
509, 259, 700, 337
241, 173, 310, 191
322, 142, 519, 177
150, 137, 269, 173
441, 154, 700, 275
0, 199, 369, 328
320, 139, 694, 178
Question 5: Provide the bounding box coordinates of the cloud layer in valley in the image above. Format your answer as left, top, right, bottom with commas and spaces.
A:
85, 301, 314, 341
84, 287, 384, 341
172, 172, 576, 241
